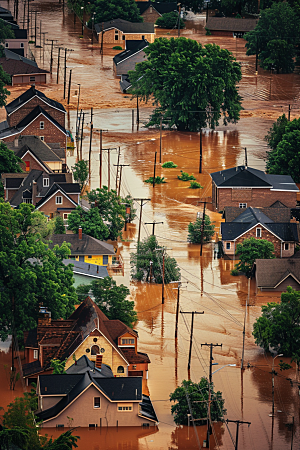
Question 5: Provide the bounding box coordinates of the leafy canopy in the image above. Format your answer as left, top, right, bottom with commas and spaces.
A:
72, 159, 88, 192
53, 215, 66, 234
0, 202, 77, 341
0, 142, 23, 174
156, 12, 185, 29
130, 235, 180, 283
188, 215, 215, 244
233, 237, 275, 277
253, 287, 300, 357
76, 277, 137, 327
89, 0, 142, 24
153, 0, 203, 13
50, 358, 67, 374
68, 187, 126, 241
129, 38, 242, 131
244, 2, 300, 73
170, 378, 226, 425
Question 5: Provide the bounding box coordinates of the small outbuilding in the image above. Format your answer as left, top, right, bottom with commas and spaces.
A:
256, 258, 300, 292
205, 17, 258, 38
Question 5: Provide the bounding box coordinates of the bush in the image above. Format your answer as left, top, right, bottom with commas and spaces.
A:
230, 269, 239, 276
156, 11, 185, 29
144, 176, 166, 184
205, 28, 211, 35
162, 161, 177, 168
188, 215, 215, 244
189, 181, 203, 189
113, 45, 123, 50
178, 170, 196, 181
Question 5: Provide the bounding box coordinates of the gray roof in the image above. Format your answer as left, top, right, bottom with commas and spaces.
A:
221, 206, 299, 242
95, 18, 154, 34
63, 259, 109, 279
210, 165, 299, 191
206, 17, 258, 32
11, 136, 62, 162
223, 206, 291, 223
9, 169, 43, 207
66, 355, 113, 377
113, 39, 148, 65
6, 85, 66, 115
256, 258, 300, 288
49, 233, 115, 256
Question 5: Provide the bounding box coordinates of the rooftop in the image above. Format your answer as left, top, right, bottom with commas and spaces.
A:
136, 1, 177, 15
5, 85, 66, 115
49, 233, 115, 256
95, 18, 154, 34
206, 17, 258, 32
256, 258, 300, 288
113, 39, 148, 65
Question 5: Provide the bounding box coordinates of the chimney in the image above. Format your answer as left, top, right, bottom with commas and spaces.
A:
78, 227, 82, 240
38, 306, 51, 328
95, 355, 103, 370
32, 181, 37, 205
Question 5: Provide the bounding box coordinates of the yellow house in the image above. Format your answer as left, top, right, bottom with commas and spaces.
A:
49, 228, 115, 267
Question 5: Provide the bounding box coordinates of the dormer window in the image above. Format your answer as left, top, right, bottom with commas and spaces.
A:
121, 338, 135, 345
20, 42, 24, 48
5, 42, 8, 48
256, 228, 262, 238
43, 178, 49, 187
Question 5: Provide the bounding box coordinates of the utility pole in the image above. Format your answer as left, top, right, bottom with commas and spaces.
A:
144, 220, 163, 236
199, 128, 202, 173
113, 164, 130, 197
67, 69, 72, 105
182, 311, 204, 370
201, 342, 223, 448
102, 148, 116, 191
225, 419, 251, 450
241, 277, 250, 370
134, 198, 151, 245
63, 47, 67, 99
48, 39, 57, 74
244, 147, 248, 168
56, 47, 61, 84
100, 22, 104, 55
288, 104, 291, 121
115, 147, 121, 190
153, 151, 157, 188
97, 129, 108, 188
177, 4, 181, 37
175, 282, 181, 339
88, 107, 93, 183
80, 111, 85, 160
162, 250, 165, 304
159, 116, 162, 163
34, 10, 37, 46
76, 84, 81, 136
41, 32, 47, 64
200, 201, 206, 257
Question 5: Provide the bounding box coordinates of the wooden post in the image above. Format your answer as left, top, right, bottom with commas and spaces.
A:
199, 129, 202, 173
80, 112, 85, 160
99, 131, 102, 188
175, 282, 180, 339
153, 151, 157, 188
162, 250, 165, 304
88, 107, 93, 183
67, 69, 72, 104
159, 116, 162, 163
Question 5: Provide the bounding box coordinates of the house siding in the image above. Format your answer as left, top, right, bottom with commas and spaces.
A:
4, 38, 28, 57
36, 194, 77, 216
8, 97, 65, 128
114, 50, 147, 76
258, 275, 300, 292
74, 255, 113, 266
98, 29, 154, 49
12, 74, 47, 86
19, 153, 48, 173
142, 8, 161, 22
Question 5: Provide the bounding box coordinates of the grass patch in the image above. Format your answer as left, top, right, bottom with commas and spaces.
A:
178, 170, 196, 181
162, 161, 177, 168
144, 176, 166, 184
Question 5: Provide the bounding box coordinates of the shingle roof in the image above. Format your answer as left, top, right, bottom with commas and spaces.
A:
13, 136, 62, 162
136, 1, 177, 15
9, 169, 43, 207
66, 354, 113, 377
5, 177, 24, 188
256, 258, 300, 288
0, 56, 49, 76
223, 206, 291, 223
63, 259, 109, 279
35, 183, 79, 210
113, 39, 148, 65
15, 145, 52, 172
49, 233, 115, 256
95, 18, 154, 34
121, 348, 151, 364
39, 373, 83, 395
6, 85, 66, 115
16, 105, 67, 134
210, 165, 299, 191
206, 17, 258, 32
104, 320, 137, 342
94, 376, 143, 401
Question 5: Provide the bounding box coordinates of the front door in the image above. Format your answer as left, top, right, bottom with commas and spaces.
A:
79, 256, 84, 262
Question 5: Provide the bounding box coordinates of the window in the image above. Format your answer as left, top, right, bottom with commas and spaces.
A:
117, 366, 124, 373
63, 213, 68, 220
25, 161, 30, 172
121, 338, 134, 345
30, 76, 35, 82
226, 242, 231, 250
40, 136, 44, 141
132, 365, 137, 370
33, 349, 38, 359
103, 255, 108, 265
56, 424, 64, 428
20, 42, 24, 48
23, 198, 32, 204
115, 35, 119, 41
239, 203, 247, 208
5, 42, 8, 48
118, 405, 132, 411
256, 228, 262, 238
94, 397, 100, 408
150, 5, 152, 12
142, 35, 145, 39
56, 196, 62, 205
122, 35, 125, 40
284, 243, 289, 250
88, 255, 92, 259
40, 121, 44, 130
43, 178, 49, 187
89, 424, 96, 428
91, 345, 100, 355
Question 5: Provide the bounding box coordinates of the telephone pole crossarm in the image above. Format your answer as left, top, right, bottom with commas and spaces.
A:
181, 311, 204, 370
226, 419, 251, 450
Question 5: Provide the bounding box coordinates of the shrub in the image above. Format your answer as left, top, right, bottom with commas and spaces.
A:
162, 161, 177, 168
230, 269, 240, 276
144, 176, 166, 184
205, 28, 211, 35
113, 45, 123, 50
156, 11, 185, 29
188, 216, 215, 244
178, 170, 196, 181
189, 181, 203, 189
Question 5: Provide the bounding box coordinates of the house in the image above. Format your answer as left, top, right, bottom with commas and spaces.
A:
113, 39, 148, 77
49, 229, 116, 266
22, 297, 151, 384
256, 258, 300, 292
0, 49, 49, 85
136, 1, 177, 23
62, 259, 109, 287
210, 165, 299, 211
221, 206, 299, 258
205, 17, 258, 37
0, 6, 15, 23
95, 19, 155, 50
35, 356, 158, 427
4, 26, 28, 58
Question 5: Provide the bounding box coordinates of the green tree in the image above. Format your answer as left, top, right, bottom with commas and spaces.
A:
153, 0, 203, 13
0, 65, 10, 105
0, 202, 77, 341
68, 187, 126, 241
253, 287, 300, 357
50, 358, 67, 374
91, 0, 142, 24
0, 20, 14, 57
156, 12, 185, 29
0, 426, 30, 450
130, 235, 180, 283
265, 114, 290, 150
188, 215, 215, 244
170, 378, 226, 426
0, 141, 22, 174
54, 215, 66, 234
232, 237, 275, 277
72, 160, 88, 192
244, 2, 300, 73
76, 277, 137, 327
124, 194, 137, 223
129, 38, 242, 131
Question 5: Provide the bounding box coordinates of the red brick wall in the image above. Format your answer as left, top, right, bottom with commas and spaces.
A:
8, 97, 65, 128
37, 194, 76, 217
142, 7, 160, 22
235, 225, 281, 257
19, 153, 46, 172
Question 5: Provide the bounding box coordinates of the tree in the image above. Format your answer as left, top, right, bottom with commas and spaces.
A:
153, 0, 204, 14
90, 0, 142, 24
76, 277, 137, 327
0, 142, 23, 174
50, 358, 67, 374
128, 38, 242, 131
244, 2, 300, 73
253, 287, 300, 357
130, 235, 180, 283
0, 65, 10, 106
0, 202, 77, 341
0, 20, 15, 57
155, 12, 185, 29
71, 160, 88, 192
68, 187, 126, 241
232, 237, 275, 277
124, 194, 136, 223
265, 114, 290, 150
188, 215, 215, 244
53, 216, 66, 234
170, 378, 226, 426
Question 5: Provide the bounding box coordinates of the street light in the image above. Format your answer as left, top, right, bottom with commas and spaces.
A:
91, 12, 96, 45
76, 83, 81, 137
212, 364, 236, 375
81, 7, 84, 35
271, 353, 283, 417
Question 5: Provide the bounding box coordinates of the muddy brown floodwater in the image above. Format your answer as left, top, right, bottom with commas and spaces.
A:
0, 1, 300, 449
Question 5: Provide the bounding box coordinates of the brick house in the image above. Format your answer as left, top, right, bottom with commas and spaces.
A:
113, 39, 148, 77
136, 1, 177, 23
4, 27, 28, 58
210, 165, 299, 211
0, 49, 48, 85
35, 356, 158, 428
256, 259, 300, 292
95, 19, 154, 50
221, 206, 299, 258
22, 297, 150, 384
205, 17, 258, 37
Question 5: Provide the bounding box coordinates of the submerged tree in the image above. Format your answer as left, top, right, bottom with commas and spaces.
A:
72, 159, 88, 192
232, 237, 275, 277
188, 215, 215, 244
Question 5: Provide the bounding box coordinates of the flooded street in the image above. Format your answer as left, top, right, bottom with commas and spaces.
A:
0, 0, 300, 449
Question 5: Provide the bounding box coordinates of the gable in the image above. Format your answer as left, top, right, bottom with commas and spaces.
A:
35, 188, 78, 210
